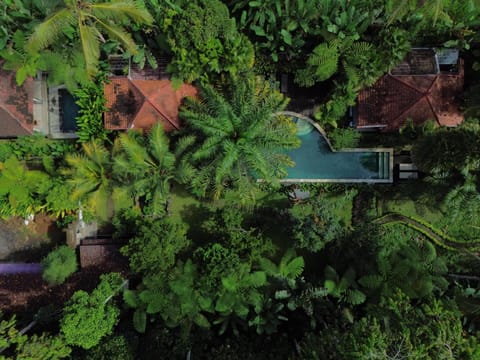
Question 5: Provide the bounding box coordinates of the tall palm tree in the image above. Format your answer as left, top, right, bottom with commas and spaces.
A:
177, 76, 300, 202
63, 140, 131, 220
113, 124, 180, 216
27, 0, 153, 77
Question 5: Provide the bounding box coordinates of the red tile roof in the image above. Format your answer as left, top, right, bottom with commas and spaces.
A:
0, 64, 34, 137
357, 60, 464, 131
104, 78, 197, 131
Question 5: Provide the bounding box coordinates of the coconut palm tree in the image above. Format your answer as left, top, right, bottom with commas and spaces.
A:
27, 0, 153, 77
113, 123, 182, 216
177, 76, 300, 203
0, 156, 50, 217
63, 140, 131, 220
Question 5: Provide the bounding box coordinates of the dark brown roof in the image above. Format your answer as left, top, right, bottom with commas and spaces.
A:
104, 78, 197, 131
390, 48, 438, 76
357, 60, 464, 131
0, 64, 34, 137
79, 243, 129, 271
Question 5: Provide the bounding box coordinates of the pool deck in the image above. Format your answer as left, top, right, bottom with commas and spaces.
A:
278, 111, 394, 184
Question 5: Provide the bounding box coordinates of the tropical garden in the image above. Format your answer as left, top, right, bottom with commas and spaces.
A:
1, 0, 480, 359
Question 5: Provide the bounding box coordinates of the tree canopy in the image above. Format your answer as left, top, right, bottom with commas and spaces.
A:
177, 76, 300, 202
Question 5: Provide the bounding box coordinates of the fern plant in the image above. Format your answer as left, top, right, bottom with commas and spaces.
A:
295, 41, 339, 86
323, 265, 366, 306
259, 248, 305, 284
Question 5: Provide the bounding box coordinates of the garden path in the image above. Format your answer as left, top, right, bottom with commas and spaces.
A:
375, 213, 480, 251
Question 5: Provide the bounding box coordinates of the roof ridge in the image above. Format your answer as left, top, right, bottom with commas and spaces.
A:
123, 78, 147, 129
129, 79, 180, 130
388, 95, 427, 127
390, 74, 428, 95
425, 75, 441, 126
0, 104, 33, 135
387, 75, 425, 120
388, 75, 441, 127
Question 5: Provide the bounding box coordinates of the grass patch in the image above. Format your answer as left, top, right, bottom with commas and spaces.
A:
169, 185, 214, 242
382, 199, 444, 226
256, 189, 290, 208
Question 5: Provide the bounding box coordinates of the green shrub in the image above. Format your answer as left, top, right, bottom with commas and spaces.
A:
329, 128, 361, 149
3, 133, 75, 161
85, 335, 134, 360
0, 141, 12, 162
41, 246, 78, 285
74, 79, 108, 143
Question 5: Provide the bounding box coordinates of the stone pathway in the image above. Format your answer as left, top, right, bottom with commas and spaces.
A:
374, 213, 480, 251
0, 221, 18, 260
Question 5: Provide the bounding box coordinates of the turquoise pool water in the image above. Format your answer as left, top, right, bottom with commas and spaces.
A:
284, 117, 391, 181
59, 89, 79, 132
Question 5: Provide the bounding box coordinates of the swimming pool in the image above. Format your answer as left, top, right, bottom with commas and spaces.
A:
282, 113, 393, 183
59, 89, 79, 132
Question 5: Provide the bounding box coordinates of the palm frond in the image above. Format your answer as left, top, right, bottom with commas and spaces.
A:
91, 0, 154, 25
116, 131, 149, 168
78, 23, 101, 77
214, 141, 239, 183
27, 8, 76, 52
149, 124, 170, 161
386, 0, 418, 26
258, 258, 278, 276
421, 0, 450, 25
93, 16, 138, 54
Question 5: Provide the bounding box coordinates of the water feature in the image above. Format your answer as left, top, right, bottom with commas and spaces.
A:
59, 89, 79, 132
283, 115, 392, 182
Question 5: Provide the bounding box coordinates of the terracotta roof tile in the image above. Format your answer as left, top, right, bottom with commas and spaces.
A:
0, 63, 34, 137
357, 60, 464, 131
104, 78, 197, 131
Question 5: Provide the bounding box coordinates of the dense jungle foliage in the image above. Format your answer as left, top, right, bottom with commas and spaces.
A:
1, 0, 480, 359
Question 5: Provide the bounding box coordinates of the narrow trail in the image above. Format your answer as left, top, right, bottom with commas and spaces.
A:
374, 213, 480, 251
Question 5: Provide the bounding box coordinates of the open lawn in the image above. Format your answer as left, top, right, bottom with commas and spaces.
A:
169, 184, 202, 225
381, 198, 444, 226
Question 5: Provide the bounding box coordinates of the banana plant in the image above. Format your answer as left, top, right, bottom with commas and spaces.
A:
125, 260, 214, 334
232, 0, 321, 61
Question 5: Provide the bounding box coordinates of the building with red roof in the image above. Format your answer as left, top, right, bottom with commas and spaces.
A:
356, 48, 464, 131
104, 60, 197, 132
